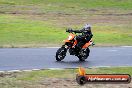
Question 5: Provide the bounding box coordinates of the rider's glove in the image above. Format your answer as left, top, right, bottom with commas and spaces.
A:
66, 28, 73, 33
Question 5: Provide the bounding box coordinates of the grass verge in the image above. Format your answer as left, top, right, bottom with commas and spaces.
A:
0, 0, 132, 47
0, 67, 132, 88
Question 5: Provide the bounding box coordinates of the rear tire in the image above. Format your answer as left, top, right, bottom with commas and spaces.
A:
56, 47, 67, 61
78, 48, 90, 61
78, 56, 85, 61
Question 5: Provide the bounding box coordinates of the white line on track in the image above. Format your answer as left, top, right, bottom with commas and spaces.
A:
22, 70, 33, 72
48, 68, 65, 70
7, 70, 21, 73
0, 71, 4, 73
32, 69, 41, 71
0, 66, 132, 73
121, 46, 132, 47
46, 46, 132, 48
45, 47, 60, 48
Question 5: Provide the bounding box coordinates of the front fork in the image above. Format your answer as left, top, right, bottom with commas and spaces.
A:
62, 42, 71, 49
61, 44, 68, 53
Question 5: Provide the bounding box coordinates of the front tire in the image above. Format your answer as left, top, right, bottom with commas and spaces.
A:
78, 48, 90, 61
56, 47, 67, 61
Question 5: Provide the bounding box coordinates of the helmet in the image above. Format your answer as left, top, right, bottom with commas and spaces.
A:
84, 24, 91, 30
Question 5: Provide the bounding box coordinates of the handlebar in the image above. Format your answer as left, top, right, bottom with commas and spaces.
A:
66, 28, 79, 34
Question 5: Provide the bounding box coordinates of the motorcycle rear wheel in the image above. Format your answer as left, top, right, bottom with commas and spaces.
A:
78, 48, 90, 61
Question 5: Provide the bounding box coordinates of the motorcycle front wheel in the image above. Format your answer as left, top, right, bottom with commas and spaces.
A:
56, 47, 67, 61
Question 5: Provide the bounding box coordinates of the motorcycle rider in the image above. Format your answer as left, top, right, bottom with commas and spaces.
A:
67, 24, 93, 50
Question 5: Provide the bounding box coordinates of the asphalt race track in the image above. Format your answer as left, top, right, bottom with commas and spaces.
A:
0, 47, 132, 71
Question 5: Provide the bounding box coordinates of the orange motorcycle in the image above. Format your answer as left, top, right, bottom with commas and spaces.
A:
56, 29, 94, 61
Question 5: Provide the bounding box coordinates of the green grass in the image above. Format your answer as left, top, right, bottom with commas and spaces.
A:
1, 0, 132, 9
0, 0, 132, 47
16, 67, 132, 81
17, 69, 75, 81
86, 67, 132, 74
93, 25, 132, 46
0, 14, 68, 47
0, 14, 132, 47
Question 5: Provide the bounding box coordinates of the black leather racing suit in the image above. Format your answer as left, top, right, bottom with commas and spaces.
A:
74, 28, 93, 49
